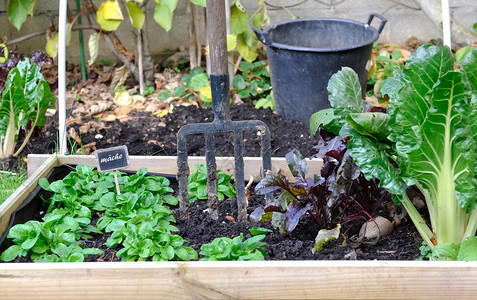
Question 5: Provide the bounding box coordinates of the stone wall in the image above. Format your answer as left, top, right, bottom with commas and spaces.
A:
244, 0, 476, 46
0, 0, 475, 63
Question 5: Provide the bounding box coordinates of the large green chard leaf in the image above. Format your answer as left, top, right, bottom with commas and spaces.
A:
382, 45, 476, 244
382, 45, 454, 157
461, 49, 477, 191
327, 67, 365, 127
461, 48, 477, 92
341, 125, 406, 197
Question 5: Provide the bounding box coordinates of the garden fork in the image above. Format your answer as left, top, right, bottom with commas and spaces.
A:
177, 0, 272, 222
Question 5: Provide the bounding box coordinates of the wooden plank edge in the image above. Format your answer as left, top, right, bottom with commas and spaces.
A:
27, 154, 323, 181
0, 261, 476, 299
0, 155, 58, 237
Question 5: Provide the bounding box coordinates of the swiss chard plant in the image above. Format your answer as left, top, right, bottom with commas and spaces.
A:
0, 58, 55, 158
314, 45, 477, 260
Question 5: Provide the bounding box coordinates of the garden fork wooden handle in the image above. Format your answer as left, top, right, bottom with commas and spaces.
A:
207, 0, 228, 76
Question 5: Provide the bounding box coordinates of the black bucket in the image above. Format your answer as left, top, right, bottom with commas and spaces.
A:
254, 13, 387, 127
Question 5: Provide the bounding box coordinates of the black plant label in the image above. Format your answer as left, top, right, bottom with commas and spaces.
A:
95, 145, 130, 172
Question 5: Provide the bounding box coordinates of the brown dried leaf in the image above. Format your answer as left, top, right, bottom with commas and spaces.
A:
110, 65, 130, 93
68, 127, 82, 144
88, 102, 112, 115
66, 117, 84, 127
81, 142, 97, 155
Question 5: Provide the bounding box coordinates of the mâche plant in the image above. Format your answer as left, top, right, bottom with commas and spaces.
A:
2, 165, 197, 262
1, 211, 103, 262
314, 45, 477, 260
187, 163, 235, 203
199, 229, 268, 261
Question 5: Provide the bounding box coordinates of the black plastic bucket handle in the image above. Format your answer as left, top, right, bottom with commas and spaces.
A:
253, 26, 271, 46
367, 13, 387, 34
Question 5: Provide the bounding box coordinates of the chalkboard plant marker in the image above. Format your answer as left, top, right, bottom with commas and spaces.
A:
94, 145, 130, 195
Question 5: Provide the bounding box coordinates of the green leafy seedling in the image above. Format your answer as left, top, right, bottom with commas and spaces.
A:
187, 163, 235, 203
199, 233, 268, 261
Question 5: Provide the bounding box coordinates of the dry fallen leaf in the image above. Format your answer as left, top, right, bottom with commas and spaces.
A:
114, 90, 133, 106
81, 142, 97, 155
88, 102, 112, 116
68, 127, 81, 144
66, 117, 84, 127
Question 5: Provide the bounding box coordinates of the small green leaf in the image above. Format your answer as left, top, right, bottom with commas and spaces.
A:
346, 112, 390, 141
309, 108, 341, 136
236, 30, 259, 62
432, 243, 460, 261
455, 46, 472, 66
38, 177, 50, 190
154, 0, 178, 32
126, 2, 145, 30
161, 245, 175, 260
1, 245, 23, 261
312, 224, 341, 253
249, 227, 273, 235
457, 236, 477, 261
327, 67, 365, 126
233, 75, 247, 90
21, 236, 39, 250
7, 0, 35, 30
174, 247, 189, 261
190, 0, 206, 7
230, 4, 248, 34
189, 73, 209, 91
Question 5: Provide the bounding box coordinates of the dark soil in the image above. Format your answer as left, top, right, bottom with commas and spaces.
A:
0, 103, 422, 262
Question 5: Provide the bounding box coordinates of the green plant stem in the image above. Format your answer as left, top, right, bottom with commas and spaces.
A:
463, 209, 477, 240
401, 195, 434, 249
75, 0, 87, 82
13, 103, 40, 157
1, 91, 17, 158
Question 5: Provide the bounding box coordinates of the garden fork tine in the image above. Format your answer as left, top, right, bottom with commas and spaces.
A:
177, 0, 272, 222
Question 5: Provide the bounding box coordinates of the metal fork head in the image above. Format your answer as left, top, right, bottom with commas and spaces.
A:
176, 75, 272, 221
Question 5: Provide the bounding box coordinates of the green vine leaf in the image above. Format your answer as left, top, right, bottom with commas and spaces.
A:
126, 2, 145, 30
154, 0, 179, 32
190, 0, 206, 7
7, 0, 35, 30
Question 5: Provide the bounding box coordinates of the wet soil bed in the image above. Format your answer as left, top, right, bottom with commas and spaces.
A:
0, 103, 422, 261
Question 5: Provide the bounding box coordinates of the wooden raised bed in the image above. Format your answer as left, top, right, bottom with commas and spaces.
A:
0, 154, 476, 299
